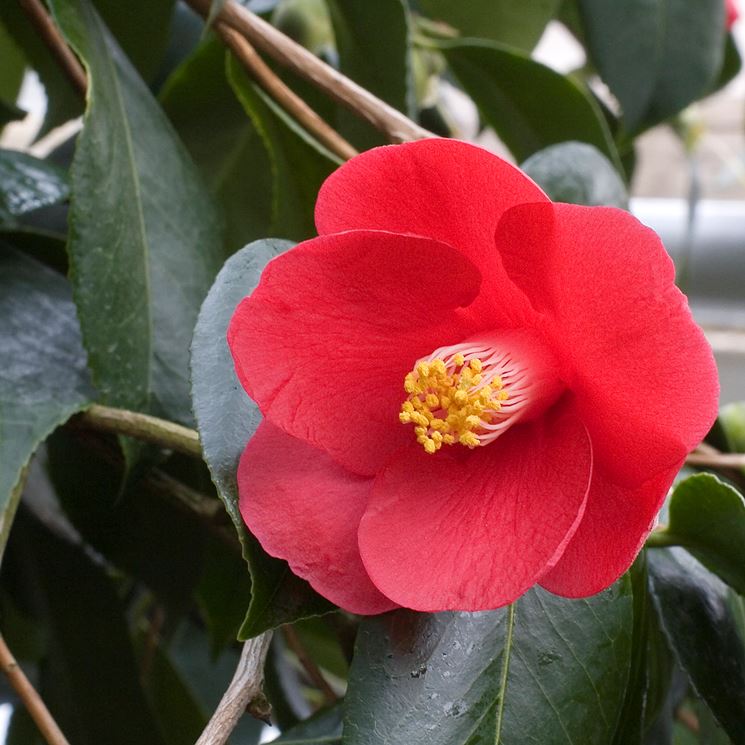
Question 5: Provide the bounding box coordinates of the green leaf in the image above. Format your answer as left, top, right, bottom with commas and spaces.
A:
439, 39, 620, 166
160, 39, 274, 252
343, 581, 633, 745
418, 0, 560, 51
648, 548, 745, 742
191, 240, 334, 639
0, 19, 26, 108
577, 0, 727, 132
50, 0, 224, 425
7, 508, 166, 745
521, 141, 628, 207
326, 0, 414, 149
227, 56, 339, 242
0, 149, 69, 225
91, 0, 176, 81
0, 247, 93, 562
711, 33, 742, 94
653, 473, 745, 595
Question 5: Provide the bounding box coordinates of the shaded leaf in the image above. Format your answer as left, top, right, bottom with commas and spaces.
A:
656, 473, 745, 595
419, 0, 560, 51
0, 19, 26, 108
4, 508, 165, 745
326, 0, 413, 149
343, 581, 633, 745
91, 0, 176, 81
227, 56, 339, 241
0, 247, 93, 562
577, 0, 726, 132
50, 0, 224, 424
648, 548, 745, 743
521, 141, 628, 207
0, 149, 69, 225
440, 39, 619, 166
160, 38, 273, 252
46, 428, 208, 618
191, 240, 334, 639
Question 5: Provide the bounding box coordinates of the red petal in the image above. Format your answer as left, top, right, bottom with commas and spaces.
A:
315, 139, 548, 327
228, 230, 483, 476
357, 399, 592, 611
238, 421, 397, 615
539, 463, 680, 597
498, 202, 719, 486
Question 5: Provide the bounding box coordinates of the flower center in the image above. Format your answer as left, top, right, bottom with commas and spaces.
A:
399, 331, 563, 454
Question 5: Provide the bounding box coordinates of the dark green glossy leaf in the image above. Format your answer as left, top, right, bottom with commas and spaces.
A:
343, 581, 633, 745
0, 2, 81, 136
0, 247, 93, 562
160, 39, 273, 252
712, 33, 742, 94
440, 39, 619, 166
418, 0, 560, 51
0, 149, 69, 225
227, 56, 339, 241
521, 141, 628, 207
653, 473, 745, 595
5, 508, 165, 745
648, 548, 745, 743
50, 0, 224, 425
326, 0, 413, 149
577, 0, 726, 132
191, 240, 334, 639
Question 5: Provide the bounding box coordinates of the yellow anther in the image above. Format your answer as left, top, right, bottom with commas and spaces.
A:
399, 354, 509, 454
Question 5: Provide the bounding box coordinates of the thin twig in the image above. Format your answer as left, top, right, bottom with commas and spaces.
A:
77, 404, 201, 458
686, 450, 745, 469
185, 0, 434, 144
0, 635, 71, 745
196, 632, 273, 745
218, 24, 358, 161
18, 0, 87, 96
282, 625, 338, 704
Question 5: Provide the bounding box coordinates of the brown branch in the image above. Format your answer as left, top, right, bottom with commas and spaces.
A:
18, 0, 87, 97
185, 0, 434, 144
282, 625, 338, 704
196, 632, 273, 745
77, 404, 201, 458
0, 635, 71, 745
218, 24, 358, 161
686, 450, 745, 469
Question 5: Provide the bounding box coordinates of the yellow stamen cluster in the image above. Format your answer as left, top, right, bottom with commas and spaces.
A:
399, 354, 509, 454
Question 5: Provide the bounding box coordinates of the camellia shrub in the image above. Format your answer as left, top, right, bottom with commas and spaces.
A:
1, 1, 744, 744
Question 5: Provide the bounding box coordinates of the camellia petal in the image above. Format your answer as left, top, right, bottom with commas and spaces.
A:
497, 201, 719, 487
228, 230, 484, 476
358, 399, 593, 612
315, 138, 548, 327
238, 421, 397, 615
539, 463, 681, 597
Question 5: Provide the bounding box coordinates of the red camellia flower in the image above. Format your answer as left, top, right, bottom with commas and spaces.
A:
228, 139, 719, 614
727, 0, 739, 29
